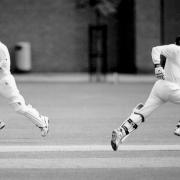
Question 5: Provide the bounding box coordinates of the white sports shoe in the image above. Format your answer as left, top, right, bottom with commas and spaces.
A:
174, 122, 180, 136
39, 116, 49, 137
111, 127, 127, 151
0, 121, 5, 130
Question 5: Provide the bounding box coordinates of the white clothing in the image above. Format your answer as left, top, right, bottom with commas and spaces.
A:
139, 44, 180, 118
0, 42, 21, 101
140, 80, 180, 117
0, 41, 47, 128
152, 44, 180, 85
0, 41, 11, 76
115, 44, 180, 144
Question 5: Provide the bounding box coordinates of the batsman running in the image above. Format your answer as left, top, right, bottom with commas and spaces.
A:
111, 36, 180, 151
0, 41, 49, 137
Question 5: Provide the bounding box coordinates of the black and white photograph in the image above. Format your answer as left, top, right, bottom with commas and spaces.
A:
0, 0, 179, 179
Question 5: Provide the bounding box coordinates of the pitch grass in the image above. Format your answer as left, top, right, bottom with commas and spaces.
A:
0, 82, 179, 179
0, 81, 178, 145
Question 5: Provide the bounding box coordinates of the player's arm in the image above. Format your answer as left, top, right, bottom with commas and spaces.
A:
0, 59, 6, 67
0, 47, 9, 70
151, 46, 166, 80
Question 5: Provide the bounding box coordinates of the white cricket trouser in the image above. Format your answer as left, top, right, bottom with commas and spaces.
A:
0, 73, 46, 128
139, 80, 180, 118
0, 74, 21, 101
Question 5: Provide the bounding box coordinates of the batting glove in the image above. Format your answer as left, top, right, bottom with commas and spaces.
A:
154, 64, 165, 80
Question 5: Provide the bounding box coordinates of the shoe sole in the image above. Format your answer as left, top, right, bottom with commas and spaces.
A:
46, 119, 49, 134
111, 130, 118, 151
111, 129, 130, 151
41, 118, 49, 137
0, 122, 5, 130
174, 132, 180, 136
0, 125, 5, 129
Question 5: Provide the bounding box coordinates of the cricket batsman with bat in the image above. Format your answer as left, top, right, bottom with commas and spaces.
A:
111, 36, 180, 151
0, 41, 49, 137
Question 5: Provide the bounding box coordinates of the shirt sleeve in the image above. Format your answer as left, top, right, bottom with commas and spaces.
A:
0, 51, 6, 67
151, 45, 170, 64
0, 44, 10, 70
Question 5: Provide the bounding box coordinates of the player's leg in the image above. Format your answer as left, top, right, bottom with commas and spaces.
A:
174, 121, 180, 136
166, 82, 180, 136
10, 96, 49, 137
170, 92, 180, 136
111, 103, 144, 151
0, 75, 17, 131
111, 80, 166, 151
0, 74, 49, 137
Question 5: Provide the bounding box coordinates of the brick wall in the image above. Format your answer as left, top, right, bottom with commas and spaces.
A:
1, 0, 177, 73
135, 0, 161, 73
0, 0, 94, 72
163, 0, 180, 43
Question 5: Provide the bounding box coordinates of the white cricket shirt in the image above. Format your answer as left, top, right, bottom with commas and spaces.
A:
152, 44, 180, 85
0, 41, 11, 75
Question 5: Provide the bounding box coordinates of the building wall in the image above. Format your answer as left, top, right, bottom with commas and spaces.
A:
135, 0, 161, 73
0, 0, 93, 72
116, 0, 136, 73
163, 0, 180, 43
1, 0, 179, 73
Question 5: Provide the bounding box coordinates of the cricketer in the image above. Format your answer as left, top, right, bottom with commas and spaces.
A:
111, 36, 180, 151
0, 41, 49, 137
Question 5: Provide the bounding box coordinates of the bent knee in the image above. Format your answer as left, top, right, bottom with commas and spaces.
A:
10, 101, 27, 114
9, 95, 26, 113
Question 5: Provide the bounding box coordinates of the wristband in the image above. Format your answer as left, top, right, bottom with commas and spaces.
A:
154, 64, 161, 68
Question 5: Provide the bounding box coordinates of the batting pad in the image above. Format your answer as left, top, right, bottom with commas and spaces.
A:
11, 102, 46, 128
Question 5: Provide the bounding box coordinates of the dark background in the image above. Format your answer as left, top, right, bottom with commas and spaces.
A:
0, 0, 179, 73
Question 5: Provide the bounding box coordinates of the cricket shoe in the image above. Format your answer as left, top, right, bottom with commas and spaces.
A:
174, 121, 180, 136
0, 121, 5, 130
39, 116, 49, 137
111, 127, 127, 151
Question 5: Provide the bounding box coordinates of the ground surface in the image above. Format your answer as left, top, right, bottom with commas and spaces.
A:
0, 77, 179, 180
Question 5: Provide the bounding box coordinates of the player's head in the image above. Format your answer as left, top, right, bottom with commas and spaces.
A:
175, 36, 180, 45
